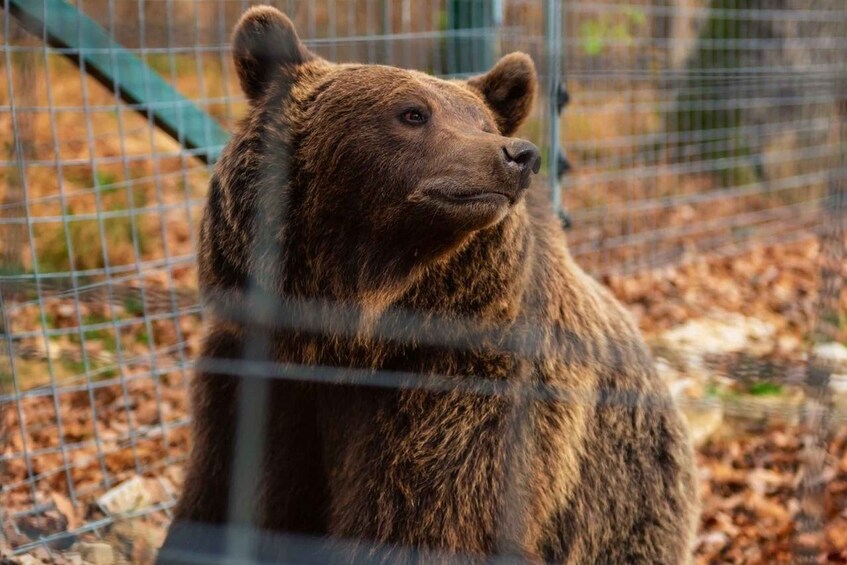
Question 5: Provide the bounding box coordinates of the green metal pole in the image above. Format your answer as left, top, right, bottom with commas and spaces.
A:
446, 0, 495, 75
7, 0, 231, 164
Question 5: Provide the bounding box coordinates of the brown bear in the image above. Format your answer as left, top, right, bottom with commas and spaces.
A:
157, 5, 699, 564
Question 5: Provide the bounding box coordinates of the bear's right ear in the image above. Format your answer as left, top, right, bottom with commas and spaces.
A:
232, 6, 315, 103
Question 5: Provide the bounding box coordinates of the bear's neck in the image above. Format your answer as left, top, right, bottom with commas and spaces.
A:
395, 210, 532, 324
330, 210, 534, 373
289, 210, 532, 335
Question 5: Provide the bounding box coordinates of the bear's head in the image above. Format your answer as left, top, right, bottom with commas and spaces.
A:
205, 6, 540, 308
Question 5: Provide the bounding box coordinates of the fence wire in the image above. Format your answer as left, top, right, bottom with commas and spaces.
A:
0, 0, 845, 563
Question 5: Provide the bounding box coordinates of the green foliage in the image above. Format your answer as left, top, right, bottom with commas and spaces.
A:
123, 294, 145, 317
95, 169, 119, 194
705, 382, 721, 398
0, 366, 12, 391
747, 381, 784, 396
59, 357, 87, 375
437, 9, 448, 31
135, 327, 151, 345
59, 357, 117, 381
579, 8, 645, 57
707, 380, 784, 399
34, 182, 150, 273
68, 312, 117, 351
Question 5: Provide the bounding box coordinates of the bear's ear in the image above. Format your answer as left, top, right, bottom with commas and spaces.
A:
466, 53, 537, 136
232, 6, 315, 103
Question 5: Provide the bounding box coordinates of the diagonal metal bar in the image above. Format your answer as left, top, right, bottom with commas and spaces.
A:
6, 0, 230, 164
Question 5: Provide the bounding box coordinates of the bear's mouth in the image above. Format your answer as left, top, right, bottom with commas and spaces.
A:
434, 190, 514, 206
415, 179, 523, 208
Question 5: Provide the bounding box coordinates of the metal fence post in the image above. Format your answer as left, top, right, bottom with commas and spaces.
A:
446, 0, 495, 74
545, 0, 571, 229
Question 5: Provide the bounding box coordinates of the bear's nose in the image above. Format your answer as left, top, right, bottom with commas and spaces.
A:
503, 140, 542, 175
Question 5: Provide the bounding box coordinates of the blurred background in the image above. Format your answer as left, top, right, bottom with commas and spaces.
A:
0, 1, 845, 563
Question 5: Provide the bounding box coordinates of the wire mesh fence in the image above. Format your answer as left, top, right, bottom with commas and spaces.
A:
0, 0, 845, 563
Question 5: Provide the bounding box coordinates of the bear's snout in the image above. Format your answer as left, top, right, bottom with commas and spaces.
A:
502, 139, 541, 190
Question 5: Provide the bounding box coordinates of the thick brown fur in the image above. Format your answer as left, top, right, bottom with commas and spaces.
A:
159, 6, 698, 564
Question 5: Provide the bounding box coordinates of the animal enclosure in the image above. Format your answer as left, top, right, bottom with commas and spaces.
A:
0, 0, 845, 563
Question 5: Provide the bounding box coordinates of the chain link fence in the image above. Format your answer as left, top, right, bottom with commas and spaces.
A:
0, 0, 845, 562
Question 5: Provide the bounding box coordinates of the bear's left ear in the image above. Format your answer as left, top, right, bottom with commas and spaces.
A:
466, 52, 537, 136
232, 6, 316, 103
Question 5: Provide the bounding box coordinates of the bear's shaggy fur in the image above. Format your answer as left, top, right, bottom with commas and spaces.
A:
159, 6, 698, 563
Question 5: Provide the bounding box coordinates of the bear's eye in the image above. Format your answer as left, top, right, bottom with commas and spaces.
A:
401, 109, 428, 126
